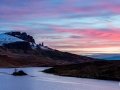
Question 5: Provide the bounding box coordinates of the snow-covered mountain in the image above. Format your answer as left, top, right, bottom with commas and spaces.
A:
87, 54, 120, 60
0, 32, 99, 67
0, 32, 52, 51
0, 34, 24, 46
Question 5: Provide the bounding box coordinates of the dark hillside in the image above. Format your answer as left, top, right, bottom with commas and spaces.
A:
44, 60, 120, 81
0, 31, 99, 67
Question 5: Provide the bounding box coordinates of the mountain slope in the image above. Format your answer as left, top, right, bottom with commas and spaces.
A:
0, 47, 98, 67
0, 32, 99, 67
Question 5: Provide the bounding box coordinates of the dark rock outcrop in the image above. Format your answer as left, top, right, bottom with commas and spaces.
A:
12, 70, 27, 76
5, 31, 35, 43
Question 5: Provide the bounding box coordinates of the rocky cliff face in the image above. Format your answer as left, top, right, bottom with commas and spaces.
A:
5, 31, 35, 43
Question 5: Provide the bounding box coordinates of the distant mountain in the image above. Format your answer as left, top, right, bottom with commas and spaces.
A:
87, 54, 120, 60
0, 31, 99, 67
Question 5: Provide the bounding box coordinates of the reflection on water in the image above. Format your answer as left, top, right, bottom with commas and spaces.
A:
0, 67, 119, 90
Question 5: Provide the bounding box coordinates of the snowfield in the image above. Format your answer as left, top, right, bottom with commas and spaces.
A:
0, 34, 24, 46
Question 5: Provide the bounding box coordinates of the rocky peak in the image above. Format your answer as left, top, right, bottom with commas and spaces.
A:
5, 31, 35, 43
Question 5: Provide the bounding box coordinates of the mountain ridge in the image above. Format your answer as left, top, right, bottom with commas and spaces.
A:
0, 31, 99, 67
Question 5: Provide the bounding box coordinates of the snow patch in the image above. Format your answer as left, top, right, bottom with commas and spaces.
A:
40, 46, 49, 50
29, 42, 37, 49
0, 34, 24, 46
40, 46, 54, 51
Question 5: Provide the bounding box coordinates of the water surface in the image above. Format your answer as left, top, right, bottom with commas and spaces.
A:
0, 67, 119, 90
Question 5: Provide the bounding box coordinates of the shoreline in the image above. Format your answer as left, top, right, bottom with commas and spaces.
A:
43, 69, 120, 82
0, 60, 120, 81
0, 65, 119, 81
43, 61, 120, 81
44, 71, 120, 82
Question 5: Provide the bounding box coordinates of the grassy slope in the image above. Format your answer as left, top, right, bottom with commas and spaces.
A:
0, 48, 98, 67
43, 60, 120, 81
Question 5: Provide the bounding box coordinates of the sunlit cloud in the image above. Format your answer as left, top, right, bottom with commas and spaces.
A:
0, 0, 120, 54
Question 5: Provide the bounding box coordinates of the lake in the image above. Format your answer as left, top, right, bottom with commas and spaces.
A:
0, 67, 119, 90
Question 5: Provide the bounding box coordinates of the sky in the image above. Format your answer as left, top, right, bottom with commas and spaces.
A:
0, 0, 120, 55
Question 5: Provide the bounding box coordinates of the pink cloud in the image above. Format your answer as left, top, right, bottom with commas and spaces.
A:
1, 0, 120, 54
38, 25, 120, 52
9, 24, 120, 51
0, 2, 63, 21
1, 0, 120, 22
59, 2, 120, 16
103, 4, 120, 13
49, 25, 120, 41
